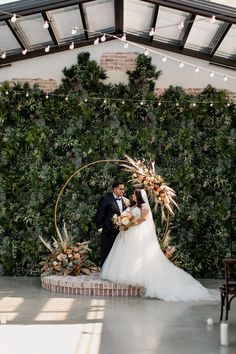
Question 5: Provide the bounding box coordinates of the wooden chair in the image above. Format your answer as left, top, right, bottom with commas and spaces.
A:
220, 258, 236, 321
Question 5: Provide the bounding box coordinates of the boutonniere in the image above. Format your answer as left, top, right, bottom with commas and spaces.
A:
122, 197, 130, 207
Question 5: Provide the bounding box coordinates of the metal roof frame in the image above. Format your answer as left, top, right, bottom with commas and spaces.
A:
0, 0, 235, 69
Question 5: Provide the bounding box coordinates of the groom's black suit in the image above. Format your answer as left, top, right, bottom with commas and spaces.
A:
96, 193, 127, 266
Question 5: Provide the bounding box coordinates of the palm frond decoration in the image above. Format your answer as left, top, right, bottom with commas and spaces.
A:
121, 155, 179, 221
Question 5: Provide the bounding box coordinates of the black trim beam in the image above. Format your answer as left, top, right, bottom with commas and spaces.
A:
114, 0, 123, 34
126, 33, 236, 68
5, 20, 26, 49
150, 4, 159, 43
179, 13, 196, 49
210, 23, 231, 57
0, 32, 118, 65
42, 11, 59, 46
79, 3, 88, 40
0, 0, 96, 21
143, 0, 236, 25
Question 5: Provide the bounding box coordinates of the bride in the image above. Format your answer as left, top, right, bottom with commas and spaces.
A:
101, 189, 218, 302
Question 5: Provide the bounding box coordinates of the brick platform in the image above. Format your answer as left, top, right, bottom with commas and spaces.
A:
41, 273, 144, 297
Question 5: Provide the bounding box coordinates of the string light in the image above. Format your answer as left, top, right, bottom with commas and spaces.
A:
45, 45, 50, 53
178, 22, 184, 30
144, 49, 149, 56
149, 28, 155, 36
179, 61, 184, 68
26, 92, 29, 97
103, 99, 107, 104
162, 56, 167, 63
192, 102, 196, 107
45, 94, 49, 99
0, 7, 234, 84
195, 66, 200, 73
5, 90, 9, 95
1, 52, 6, 59
22, 49, 27, 55
101, 34, 106, 42
210, 15, 216, 24
124, 42, 129, 49
122, 100, 125, 104
121, 34, 126, 41
11, 14, 16, 22
84, 98, 88, 102
176, 102, 179, 106
65, 96, 68, 101
94, 38, 99, 45
69, 42, 74, 50
71, 27, 77, 35
158, 101, 161, 106
210, 71, 215, 78
43, 21, 49, 29
140, 101, 144, 105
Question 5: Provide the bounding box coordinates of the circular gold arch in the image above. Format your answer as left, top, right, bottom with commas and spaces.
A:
54, 159, 127, 236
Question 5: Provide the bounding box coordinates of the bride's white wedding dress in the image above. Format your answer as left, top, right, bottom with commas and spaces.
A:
101, 190, 218, 302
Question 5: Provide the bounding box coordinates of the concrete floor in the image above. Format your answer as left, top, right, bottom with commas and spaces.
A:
0, 277, 235, 354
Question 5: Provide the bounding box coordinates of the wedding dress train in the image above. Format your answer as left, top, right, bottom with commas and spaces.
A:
101, 190, 218, 302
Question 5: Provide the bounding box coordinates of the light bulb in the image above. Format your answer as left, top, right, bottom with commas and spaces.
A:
71, 27, 77, 35
94, 38, 99, 45
140, 101, 144, 105
178, 21, 184, 30
84, 98, 88, 102
69, 42, 74, 50
144, 49, 149, 56
121, 34, 126, 41
223, 76, 228, 82
1, 52, 6, 59
43, 21, 49, 29
162, 56, 167, 63
5, 91, 9, 95
101, 34, 106, 42
210, 71, 214, 78
124, 42, 129, 49
26, 92, 29, 97
192, 102, 196, 107
11, 14, 16, 22
103, 99, 107, 104
195, 66, 200, 73
45, 94, 49, 99
122, 100, 125, 104
22, 49, 27, 55
149, 28, 155, 36
158, 102, 161, 106
65, 96, 68, 101
179, 61, 184, 68
227, 103, 230, 107
210, 102, 213, 107
210, 15, 216, 24
45, 46, 50, 53
176, 102, 179, 107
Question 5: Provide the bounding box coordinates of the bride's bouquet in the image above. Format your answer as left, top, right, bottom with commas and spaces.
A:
112, 210, 136, 231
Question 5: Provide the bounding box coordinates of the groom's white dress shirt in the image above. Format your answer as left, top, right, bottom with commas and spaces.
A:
113, 194, 123, 214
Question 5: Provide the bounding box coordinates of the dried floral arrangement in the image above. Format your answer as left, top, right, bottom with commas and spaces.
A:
40, 224, 98, 277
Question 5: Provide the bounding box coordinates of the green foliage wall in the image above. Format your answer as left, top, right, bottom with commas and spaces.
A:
0, 52, 235, 277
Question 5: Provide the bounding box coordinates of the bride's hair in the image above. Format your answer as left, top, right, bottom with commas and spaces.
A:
135, 189, 145, 208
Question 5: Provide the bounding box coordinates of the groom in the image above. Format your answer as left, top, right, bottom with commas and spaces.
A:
96, 181, 129, 266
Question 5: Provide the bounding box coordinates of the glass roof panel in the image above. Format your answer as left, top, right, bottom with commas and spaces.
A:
47, 5, 85, 44
0, 21, 21, 53
12, 13, 53, 49
82, 0, 115, 37
215, 24, 236, 58
124, 0, 155, 37
185, 15, 223, 53
153, 6, 189, 44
